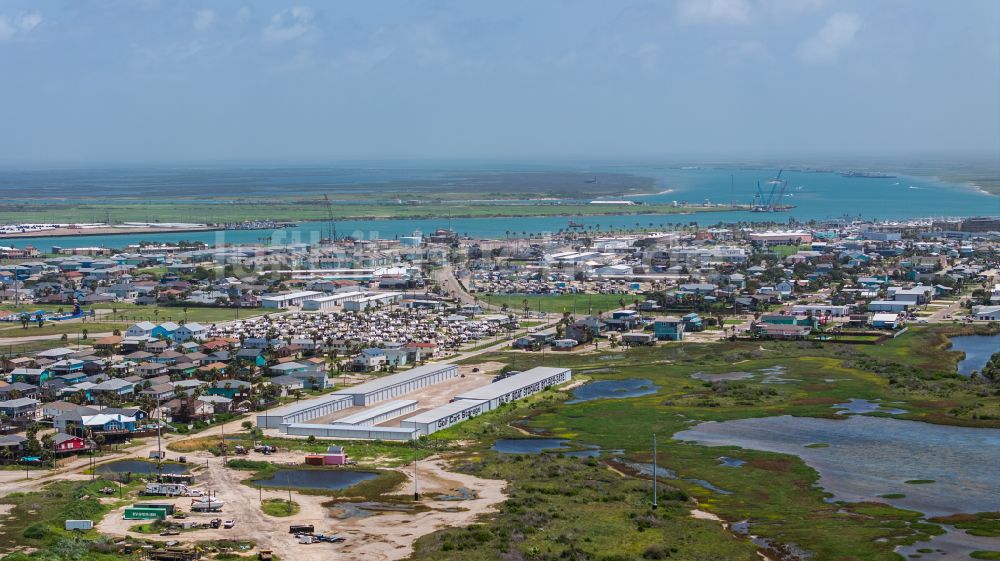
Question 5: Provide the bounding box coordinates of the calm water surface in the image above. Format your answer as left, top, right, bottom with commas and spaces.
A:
675, 415, 1000, 516
567, 378, 660, 404
253, 469, 378, 490
950, 333, 1000, 376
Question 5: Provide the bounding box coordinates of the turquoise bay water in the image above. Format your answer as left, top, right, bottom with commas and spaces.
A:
1, 165, 995, 250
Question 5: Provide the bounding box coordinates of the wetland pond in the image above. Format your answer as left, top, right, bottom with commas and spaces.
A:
674, 415, 1000, 517
96, 460, 189, 475
950, 332, 1000, 376
253, 469, 379, 490
567, 378, 660, 404
492, 439, 622, 457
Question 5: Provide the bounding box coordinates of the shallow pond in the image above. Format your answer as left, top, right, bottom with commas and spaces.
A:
895, 526, 1000, 560
330, 501, 420, 519
950, 332, 1000, 376
675, 415, 1000, 516
253, 469, 379, 490
96, 460, 189, 475
621, 461, 732, 494
833, 398, 906, 415
492, 438, 571, 454
567, 378, 660, 404
492, 439, 620, 457
691, 371, 754, 383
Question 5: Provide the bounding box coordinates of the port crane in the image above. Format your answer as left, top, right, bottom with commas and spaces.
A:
322, 194, 337, 242
751, 169, 791, 212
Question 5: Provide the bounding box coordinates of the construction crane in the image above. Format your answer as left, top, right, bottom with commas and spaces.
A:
752, 169, 793, 212
322, 194, 336, 242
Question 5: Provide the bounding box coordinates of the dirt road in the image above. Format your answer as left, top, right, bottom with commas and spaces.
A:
96, 452, 505, 561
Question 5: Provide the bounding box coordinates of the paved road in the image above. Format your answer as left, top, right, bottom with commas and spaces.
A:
432, 265, 487, 308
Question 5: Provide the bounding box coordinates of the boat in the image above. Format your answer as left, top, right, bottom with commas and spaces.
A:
840, 171, 897, 179
568, 221, 585, 228
190, 498, 224, 512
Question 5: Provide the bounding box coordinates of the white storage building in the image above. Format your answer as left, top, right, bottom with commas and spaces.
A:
256, 393, 353, 428
283, 423, 419, 441
341, 363, 458, 406
400, 399, 489, 436
453, 367, 572, 410
261, 291, 325, 309
301, 291, 367, 311
343, 292, 403, 311
334, 400, 417, 426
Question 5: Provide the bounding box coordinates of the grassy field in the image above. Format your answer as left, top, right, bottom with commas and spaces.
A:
481, 293, 633, 315
0, 478, 144, 560
261, 498, 300, 517
0, 201, 739, 225
402, 326, 1000, 560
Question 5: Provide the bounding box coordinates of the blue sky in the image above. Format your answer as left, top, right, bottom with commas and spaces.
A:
0, 0, 997, 163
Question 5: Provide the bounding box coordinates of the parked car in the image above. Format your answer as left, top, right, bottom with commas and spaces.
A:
223, 519, 235, 529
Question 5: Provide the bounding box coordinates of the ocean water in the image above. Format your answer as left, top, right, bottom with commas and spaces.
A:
0, 164, 995, 249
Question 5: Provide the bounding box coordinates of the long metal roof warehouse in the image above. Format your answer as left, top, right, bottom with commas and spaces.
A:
283, 423, 419, 441
256, 393, 353, 429
334, 400, 417, 426
400, 398, 489, 436
452, 367, 572, 410
340, 363, 458, 406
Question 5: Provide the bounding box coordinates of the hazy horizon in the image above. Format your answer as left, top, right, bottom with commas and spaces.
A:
1, 0, 998, 164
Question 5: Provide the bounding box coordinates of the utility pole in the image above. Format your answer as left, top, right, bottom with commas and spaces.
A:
413, 439, 419, 501
155, 397, 163, 479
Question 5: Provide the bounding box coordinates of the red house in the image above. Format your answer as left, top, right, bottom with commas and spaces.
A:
52, 432, 89, 454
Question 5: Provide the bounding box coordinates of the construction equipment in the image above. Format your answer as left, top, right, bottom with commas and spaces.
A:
322, 194, 337, 242
751, 169, 794, 212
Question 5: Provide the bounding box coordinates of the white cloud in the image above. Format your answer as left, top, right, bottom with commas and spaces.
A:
798, 12, 862, 63
193, 9, 216, 32
0, 11, 42, 41
677, 0, 751, 24
263, 6, 314, 44
18, 11, 42, 32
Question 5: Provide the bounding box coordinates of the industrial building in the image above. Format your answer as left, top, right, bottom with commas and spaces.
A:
301, 291, 367, 311
452, 367, 572, 411
283, 423, 419, 441
258, 363, 570, 441
343, 292, 403, 311
400, 398, 488, 435
334, 400, 417, 426
260, 290, 325, 309
339, 363, 458, 406
257, 393, 353, 429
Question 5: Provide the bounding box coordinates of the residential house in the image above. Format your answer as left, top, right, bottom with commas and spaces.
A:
52, 432, 89, 454
173, 322, 208, 342
0, 397, 40, 420
653, 317, 686, 341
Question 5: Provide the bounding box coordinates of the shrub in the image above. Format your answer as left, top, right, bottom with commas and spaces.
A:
23, 523, 51, 540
